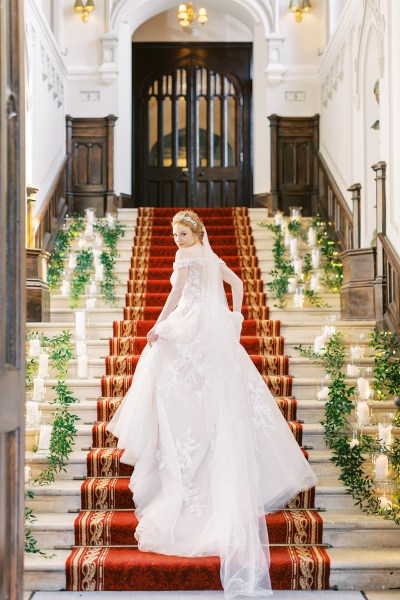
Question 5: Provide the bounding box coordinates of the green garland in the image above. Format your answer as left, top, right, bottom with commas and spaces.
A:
258, 219, 331, 309
311, 215, 344, 292
295, 330, 400, 523
48, 216, 125, 308
25, 331, 80, 554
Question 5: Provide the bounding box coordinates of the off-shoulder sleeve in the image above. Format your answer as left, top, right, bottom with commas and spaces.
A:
173, 258, 192, 270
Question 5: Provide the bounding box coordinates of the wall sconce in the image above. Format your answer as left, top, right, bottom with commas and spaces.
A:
289, 0, 312, 23
74, 0, 95, 23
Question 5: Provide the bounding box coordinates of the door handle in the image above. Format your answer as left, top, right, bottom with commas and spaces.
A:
181, 169, 189, 177
199, 172, 205, 177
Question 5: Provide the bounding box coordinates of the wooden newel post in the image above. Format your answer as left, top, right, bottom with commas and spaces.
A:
26, 185, 38, 248
339, 181, 375, 320
347, 183, 361, 250
372, 161, 387, 329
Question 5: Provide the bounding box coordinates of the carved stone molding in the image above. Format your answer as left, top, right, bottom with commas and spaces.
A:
265, 34, 285, 85
321, 43, 345, 107
99, 33, 119, 85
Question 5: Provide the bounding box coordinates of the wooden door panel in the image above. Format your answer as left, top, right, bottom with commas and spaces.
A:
133, 43, 252, 208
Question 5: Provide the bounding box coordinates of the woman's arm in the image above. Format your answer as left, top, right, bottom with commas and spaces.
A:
155, 265, 188, 324
220, 263, 244, 313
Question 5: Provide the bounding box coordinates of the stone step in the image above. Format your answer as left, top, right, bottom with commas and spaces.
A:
27, 509, 400, 551
23, 546, 400, 592
24, 449, 341, 480
25, 477, 356, 515
25, 421, 329, 452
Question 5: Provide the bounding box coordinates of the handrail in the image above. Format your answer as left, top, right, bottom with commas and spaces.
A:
35, 155, 68, 223
317, 150, 355, 251
378, 232, 400, 333
33, 155, 68, 252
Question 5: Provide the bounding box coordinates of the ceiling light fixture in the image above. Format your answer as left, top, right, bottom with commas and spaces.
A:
74, 0, 95, 23
177, 3, 208, 29
289, 0, 312, 23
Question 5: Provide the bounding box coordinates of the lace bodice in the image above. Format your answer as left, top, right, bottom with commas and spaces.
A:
172, 257, 225, 308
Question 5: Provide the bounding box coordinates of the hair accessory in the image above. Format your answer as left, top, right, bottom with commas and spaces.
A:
180, 215, 197, 227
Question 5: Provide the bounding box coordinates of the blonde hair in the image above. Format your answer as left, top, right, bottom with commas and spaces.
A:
172, 210, 205, 244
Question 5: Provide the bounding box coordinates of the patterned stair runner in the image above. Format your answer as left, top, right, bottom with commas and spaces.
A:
66, 207, 330, 592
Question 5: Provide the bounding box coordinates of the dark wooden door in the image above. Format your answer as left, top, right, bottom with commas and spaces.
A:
133, 43, 252, 207
269, 115, 319, 216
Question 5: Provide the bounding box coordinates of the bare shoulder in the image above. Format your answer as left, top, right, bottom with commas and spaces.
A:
175, 246, 205, 260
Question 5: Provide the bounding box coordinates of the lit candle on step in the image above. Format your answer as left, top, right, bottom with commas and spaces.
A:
378, 423, 393, 448
29, 338, 41, 358
25, 465, 31, 483
317, 386, 329, 400
38, 424, 52, 452
310, 274, 319, 292
293, 257, 303, 275
357, 377, 370, 399
274, 212, 282, 226
77, 354, 89, 378
94, 233, 102, 248
308, 227, 317, 246
289, 237, 298, 258
68, 253, 77, 269
60, 279, 70, 297
356, 400, 370, 425
314, 335, 326, 354
293, 292, 304, 308
85, 208, 95, 224
26, 401, 40, 427
346, 363, 359, 377
287, 277, 297, 294
379, 495, 393, 509
375, 454, 389, 481
75, 310, 86, 340
32, 377, 45, 402
311, 248, 320, 268
323, 325, 336, 337
85, 222, 94, 237
76, 341, 87, 357
284, 231, 290, 247
106, 213, 115, 228
95, 262, 104, 282
38, 352, 49, 378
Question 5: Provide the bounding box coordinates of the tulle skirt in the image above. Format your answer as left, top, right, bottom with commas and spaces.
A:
107, 301, 318, 597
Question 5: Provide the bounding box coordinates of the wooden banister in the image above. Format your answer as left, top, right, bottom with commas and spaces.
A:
34, 155, 68, 252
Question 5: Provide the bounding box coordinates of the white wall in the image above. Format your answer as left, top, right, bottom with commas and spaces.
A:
318, 0, 399, 251
25, 0, 67, 212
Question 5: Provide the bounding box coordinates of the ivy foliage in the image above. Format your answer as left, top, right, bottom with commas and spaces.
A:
295, 329, 400, 523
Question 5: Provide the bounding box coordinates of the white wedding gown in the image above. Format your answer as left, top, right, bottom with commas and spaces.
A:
107, 255, 318, 598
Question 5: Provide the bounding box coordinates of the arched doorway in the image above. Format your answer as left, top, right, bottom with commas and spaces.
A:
133, 43, 252, 207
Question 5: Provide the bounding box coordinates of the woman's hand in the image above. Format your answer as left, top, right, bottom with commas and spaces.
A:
147, 327, 159, 347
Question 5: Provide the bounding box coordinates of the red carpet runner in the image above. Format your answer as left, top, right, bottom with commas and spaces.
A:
66, 207, 330, 591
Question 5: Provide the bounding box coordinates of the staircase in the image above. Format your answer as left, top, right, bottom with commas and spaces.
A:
24, 208, 400, 593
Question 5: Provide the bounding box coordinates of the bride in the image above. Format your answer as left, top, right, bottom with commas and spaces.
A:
106, 209, 318, 598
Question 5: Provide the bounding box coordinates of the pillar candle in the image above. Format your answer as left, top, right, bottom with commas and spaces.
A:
308, 227, 317, 246
38, 352, 49, 378
25, 465, 31, 483
317, 386, 329, 400
289, 237, 298, 257
310, 275, 319, 292
87, 281, 97, 296
26, 401, 39, 426
287, 277, 297, 294
314, 335, 326, 353
86, 208, 95, 224
68, 253, 77, 269
350, 345, 362, 360
293, 292, 304, 308
378, 423, 393, 448
311, 248, 320, 268
274, 212, 282, 226
77, 354, 89, 378
75, 310, 86, 340
106, 213, 115, 228
95, 262, 104, 282
76, 340, 87, 357
357, 377, 370, 399
356, 400, 370, 425
284, 231, 290, 247
38, 424, 52, 451
85, 222, 94, 237
60, 280, 70, 297
32, 377, 45, 402
346, 364, 359, 377
323, 325, 336, 337
375, 454, 389, 481
29, 338, 41, 358
293, 258, 303, 275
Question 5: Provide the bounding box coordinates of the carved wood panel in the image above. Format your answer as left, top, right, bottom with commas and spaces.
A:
66, 115, 117, 215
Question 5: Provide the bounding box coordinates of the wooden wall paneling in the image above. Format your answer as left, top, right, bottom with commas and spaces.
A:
268, 114, 319, 216
66, 115, 117, 215
0, 0, 26, 597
